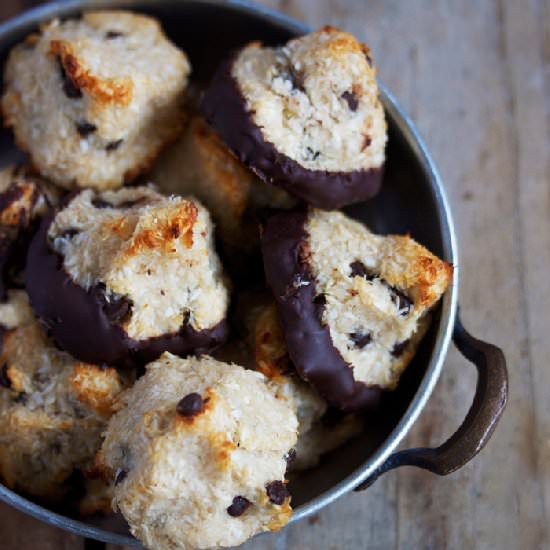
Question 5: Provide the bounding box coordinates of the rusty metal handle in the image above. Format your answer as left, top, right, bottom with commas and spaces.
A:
355, 313, 508, 491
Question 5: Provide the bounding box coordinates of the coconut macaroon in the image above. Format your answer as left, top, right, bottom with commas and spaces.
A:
254, 302, 362, 471
153, 115, 294, 253
201, 26, 387, 209
99, 353, 298, 550
0, 165, 60, 299
25, 186, 229, 366
261, 208, 453, 411
0, 289, 127, 512
2, 11, 190, 190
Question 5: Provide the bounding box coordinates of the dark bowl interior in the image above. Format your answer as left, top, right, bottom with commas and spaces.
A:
0, 0, 451, 540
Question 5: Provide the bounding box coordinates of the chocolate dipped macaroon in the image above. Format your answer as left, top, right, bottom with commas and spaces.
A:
201, 27, 387, 209
261, 208, 453, 412
25, 186, 229, 367
0, 289, 128, 513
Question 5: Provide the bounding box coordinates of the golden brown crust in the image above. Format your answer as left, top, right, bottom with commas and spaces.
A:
255, 303, 291, 381
190, 117, 250, 219
379, 235, 454, 310
70, 364, 125, 417
123, 200, 197, 258
0, 182, 36, 225
49, 39, 133, 106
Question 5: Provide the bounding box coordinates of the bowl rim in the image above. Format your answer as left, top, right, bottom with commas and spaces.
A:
0, 0, 459, 545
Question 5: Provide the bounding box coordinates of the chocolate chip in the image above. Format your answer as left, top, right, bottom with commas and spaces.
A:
266, 480, 289, 505
176, 392, 204, 417
63, 79, 82, 99
349, 331, 372, 349
349, 261, 412, 315
284, 448, 297, 465
313, 294, 326, 306
362, 135, 372, 150
181, 310, 191, 328
342, 91, 359, 111
349, 261, 373, 279
280, 63, 305, 92
391, 340, 409, 357
391, 289, 413, 316
75, 120, 97, 137
105, 139, 123, 152
59, 228, 80, 239
0, 363, 11, 389
227, 496, 251, 517
91, 198, 113, 209
115, 469, 127, 485
105, 30, 124, 39
306, 147, 320, 161
57, 56, 82, 99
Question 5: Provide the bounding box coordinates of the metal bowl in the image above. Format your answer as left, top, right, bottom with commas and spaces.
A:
0, 0, 508, 546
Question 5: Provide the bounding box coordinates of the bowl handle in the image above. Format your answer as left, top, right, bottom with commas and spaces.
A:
355, 312, 508, 491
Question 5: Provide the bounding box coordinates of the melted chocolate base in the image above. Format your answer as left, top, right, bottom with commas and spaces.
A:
261, 208, 381, 412
25, 214, 228, 368
201, 54, 384, 210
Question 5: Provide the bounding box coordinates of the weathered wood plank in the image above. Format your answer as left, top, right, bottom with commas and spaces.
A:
500, 0, 550, 538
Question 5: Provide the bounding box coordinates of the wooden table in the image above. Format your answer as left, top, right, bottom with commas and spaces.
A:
1, 0, 548, 548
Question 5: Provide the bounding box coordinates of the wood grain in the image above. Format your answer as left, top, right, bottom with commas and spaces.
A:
1, 1, 548, 549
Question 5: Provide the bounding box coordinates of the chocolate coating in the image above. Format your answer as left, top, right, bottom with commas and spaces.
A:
25, 214, 228, 368
201, 55, 383, 210
260, 208, 382, 412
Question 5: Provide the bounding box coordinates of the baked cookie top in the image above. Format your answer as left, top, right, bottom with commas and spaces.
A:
233, 27, 386, 173
100, 353, 297, 550
2, 11, 190, 190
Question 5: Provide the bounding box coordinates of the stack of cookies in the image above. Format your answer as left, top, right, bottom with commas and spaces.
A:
0, 12, 452, 550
